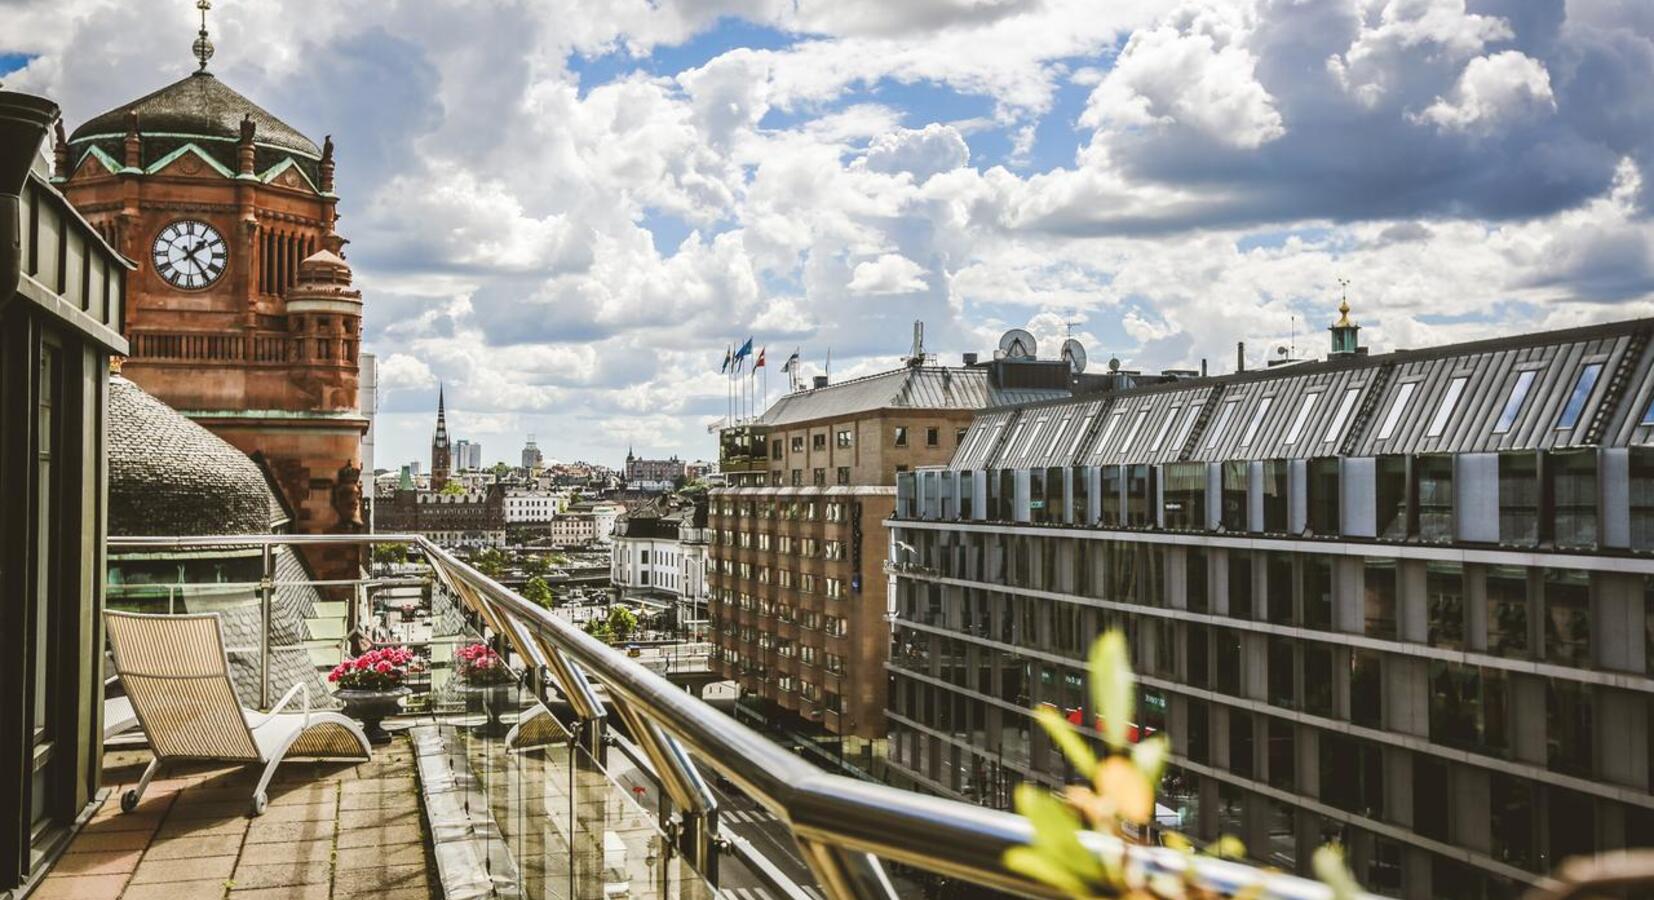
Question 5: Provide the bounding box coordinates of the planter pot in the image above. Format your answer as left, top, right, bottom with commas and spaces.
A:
454, 681, 518, 737
334, 686, 411, 744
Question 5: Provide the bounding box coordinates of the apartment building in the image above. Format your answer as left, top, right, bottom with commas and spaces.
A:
612, 496, 711, 633
887, 311, 1654, 897
708, 358, 1074, 750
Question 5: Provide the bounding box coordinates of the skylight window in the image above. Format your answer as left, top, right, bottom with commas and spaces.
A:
1205, 400, 1241, 449
1119, 409, 1150, 453
1004, 421, 1025, 460
1557, 362, 1603, 430
1093, 412, 1124, 458
1324, 388, 1359, 443
1240, 397, 1274, 447
1046, 417, 1071, 457
1641, 395, 1654, 427
1492, 370, 1537, 435
1173, 404, 1202, 448
1067, 414, 1095, 455
1020, 419, 1047, 458
1375, 382, 1417, 441
1284, 393, 1320, 445
1425, 376, 1467, 438
1148, 406, 1182, 451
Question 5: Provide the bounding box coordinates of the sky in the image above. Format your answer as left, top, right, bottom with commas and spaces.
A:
5, 0, 1654, 471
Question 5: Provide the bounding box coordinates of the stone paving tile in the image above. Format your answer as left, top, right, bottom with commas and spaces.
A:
29, 872, 130, 900
340, 777, 416, 796
339, 791, 419, 812
168, 800, 252, 821
334, 824, 421, 849
236, 840, 334, 867
243, 817, 337, 845
155, 816, 250, 839
338, 807, 421, 830
226, 884, 332, 900
143, 833, 246, 860
68, 831, 156, 853
332, 864, 428, 897
128, 854, 237, 885
255, 801, 335, 823
335, 844, 427, 870
119, 879, 229, 900
226, 862, 331, 890
51, 849, 143, 876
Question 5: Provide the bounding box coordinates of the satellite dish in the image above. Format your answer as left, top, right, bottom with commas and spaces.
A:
1061, 338, 1088, 374
1108, 356, 1121, 373
999, 328, 1037, 360
1276, 346, 1289, 357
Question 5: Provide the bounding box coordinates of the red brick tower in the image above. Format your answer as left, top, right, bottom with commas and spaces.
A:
55, 11, 365, 574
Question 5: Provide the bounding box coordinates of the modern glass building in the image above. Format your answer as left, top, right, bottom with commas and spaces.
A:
889, 312, 1654, 897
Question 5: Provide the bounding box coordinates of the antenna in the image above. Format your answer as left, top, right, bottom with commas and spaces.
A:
1290, 315, 1296, 360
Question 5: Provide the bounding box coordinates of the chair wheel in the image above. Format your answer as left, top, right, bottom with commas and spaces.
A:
120, 790, 139, 813
251, 792, 268, 816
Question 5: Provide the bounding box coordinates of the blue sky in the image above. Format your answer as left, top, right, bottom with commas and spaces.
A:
5, 0, 1653, 469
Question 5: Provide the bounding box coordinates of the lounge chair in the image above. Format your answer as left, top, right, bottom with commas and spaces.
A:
105, 610, 372, 816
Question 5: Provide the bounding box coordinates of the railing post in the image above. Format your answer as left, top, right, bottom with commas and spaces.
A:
610, 700, 719, 885
259, 541, 274, 710
798, 841, 899, 900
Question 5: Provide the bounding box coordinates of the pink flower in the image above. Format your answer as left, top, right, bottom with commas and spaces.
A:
375, 661, 392, 673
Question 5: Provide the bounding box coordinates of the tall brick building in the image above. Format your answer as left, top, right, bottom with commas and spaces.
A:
708, 355, 1073, 762
56, 34, 366, 574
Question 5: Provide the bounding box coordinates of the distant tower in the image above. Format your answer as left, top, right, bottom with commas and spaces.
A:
1329, 278, 1360, 357
431, 385, 451, 490
521, 434, 542, 470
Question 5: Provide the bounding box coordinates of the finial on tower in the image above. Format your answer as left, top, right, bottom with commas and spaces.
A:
1329, 276, 1361, 356
193, 0, 215, 72
1334, 277, 1354, 327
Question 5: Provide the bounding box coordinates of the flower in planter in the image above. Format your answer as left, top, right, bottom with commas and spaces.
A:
329, 646, 417, 691
455, 642, 516, 686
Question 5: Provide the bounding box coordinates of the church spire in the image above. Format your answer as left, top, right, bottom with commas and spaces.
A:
192, 0, 215, 73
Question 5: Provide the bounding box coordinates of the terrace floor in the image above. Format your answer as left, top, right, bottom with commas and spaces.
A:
33, 737, 438, 900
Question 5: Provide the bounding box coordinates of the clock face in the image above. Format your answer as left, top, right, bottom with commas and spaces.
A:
151, 220, 227, 290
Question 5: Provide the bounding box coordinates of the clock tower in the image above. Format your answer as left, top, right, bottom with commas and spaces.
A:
56, 3, 366, 575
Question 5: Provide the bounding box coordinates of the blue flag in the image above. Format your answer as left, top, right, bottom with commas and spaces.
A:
735, 337, 753, 361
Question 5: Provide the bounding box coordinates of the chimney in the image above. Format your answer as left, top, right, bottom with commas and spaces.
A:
812, 375, 829, 389
962, 352, 978, 366
1201, 358, 1208, 377
1236, 341, 1246, 373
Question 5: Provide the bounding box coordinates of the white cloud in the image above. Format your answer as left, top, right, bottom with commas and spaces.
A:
859, 124, 971, 180
1415, 51, 1556, 132
847, 253, 929, 294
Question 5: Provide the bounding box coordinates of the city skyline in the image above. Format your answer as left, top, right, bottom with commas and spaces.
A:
6, 0, 1653, 469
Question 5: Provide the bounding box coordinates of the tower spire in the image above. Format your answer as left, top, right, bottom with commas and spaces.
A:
192, 0, 215, 72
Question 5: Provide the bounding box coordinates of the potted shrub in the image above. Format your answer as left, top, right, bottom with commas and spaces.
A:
453, 642, 517, 736
329, 646, 418, 744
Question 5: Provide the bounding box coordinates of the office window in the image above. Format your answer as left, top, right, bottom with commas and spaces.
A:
812, 433, 826, 450
1486, 567, 1529, 657
1186, 624, 1209, 688
1630, 449, 1654, 550
1489, 773, 1536, 870
1214, 627, 1239, 692
1186, 550, 1209, 613
1549, 788, 1597, 872
1546, 679, 1594, 776
1493, 369, 1538, 434
1219, 460, 1247, 531
1307, 457, 1339, 535
1163, 462, 1206, 531
790, 469, 802, 486
1375, 455, 1408, 539
1228, 553, 1253, 619
1228, 712, 1254, 776
812, 468, 825, 486
835, 466, 850, 485
1267, 719, 1295, 790
1426, 375, 1468, 438
1125, 464, 1155, 527
1415, 454, 1453, 542
1557, 362, 1604, 430
1100, 466, 1123, 526
1069, 465, 1089, 525
1302, 555, 1333, 631
791, 436, 804, 452
1350, 650, 1382, 728
1261, 460, 1289, 533
1320, 732, 1383, 818
1267, 552, 1294, 625
1186, 699, 1210, 764
1413, 754, 1449, 842
1551, 450, 1598, 548
1029, 468, 1049, 525
1426, 562, 1465, 649
894, 426, 909, 447
1364, 558, 1397, 639
1148, 406, 1180, 451
926, 426, 939, 447
1543, 569, 1590, 668
1304, 644, 1333, 716
1322, 387, 1359, 444
1205, 400, 1240, 449
1499, 452, 1540, 545
1284, 392, 1319, 445
1429, 662, 1508, 752
1268, 637, 1295, 708
1241, 396, 1274, 447
1375, 381, 1417, 441
836, 429, 852, 448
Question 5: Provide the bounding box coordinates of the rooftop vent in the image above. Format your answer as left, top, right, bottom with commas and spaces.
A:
962, 352, 979, 366
812, 375, 829, 389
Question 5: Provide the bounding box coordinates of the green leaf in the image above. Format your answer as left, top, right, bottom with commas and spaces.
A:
1014, 783, 1106, 884
1034, 705, 1097, 778
1089, 631, 1135, 750
1207, 835, 1247, 860
1313, 843, 1362, 900
1003, 846, 1092, 899
1130, 734, 1170, 788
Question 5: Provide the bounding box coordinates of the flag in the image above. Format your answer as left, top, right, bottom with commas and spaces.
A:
782, 350, 799, 372
754, 347, 766, 370
734, 337, 753, 361
720, 345, 732, 373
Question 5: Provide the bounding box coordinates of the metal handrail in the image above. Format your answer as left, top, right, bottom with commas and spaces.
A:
108, 533, 1347, 900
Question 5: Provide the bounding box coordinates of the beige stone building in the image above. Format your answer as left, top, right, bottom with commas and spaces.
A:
708, 359, 1074, 756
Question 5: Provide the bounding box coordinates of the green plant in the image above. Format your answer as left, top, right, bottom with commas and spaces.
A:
439, 480, 466, 495
371, 542, 409, 565
523, 576, 556, 608
471, 548, 508, 579
606, 605, 638, 640
1002, 630, 1361, 899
